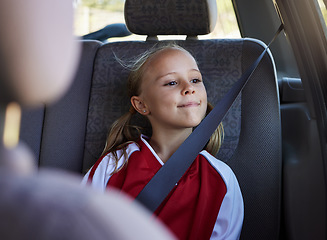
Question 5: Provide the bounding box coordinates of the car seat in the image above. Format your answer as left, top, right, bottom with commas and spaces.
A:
21, 40, 102, 172
81, 0, 282, 239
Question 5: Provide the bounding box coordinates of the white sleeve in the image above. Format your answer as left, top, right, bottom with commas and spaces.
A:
210, 170, 244, 240
200, 151, 244, 240
81, 152, 118, 192
81, 143, 140, 192
81, 170, 90, 185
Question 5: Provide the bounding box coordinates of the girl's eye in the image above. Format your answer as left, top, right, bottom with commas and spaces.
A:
164, 81, 177, 86
191, 78, 202, 83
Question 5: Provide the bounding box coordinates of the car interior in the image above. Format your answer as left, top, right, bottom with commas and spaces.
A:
1, 0, 327, 239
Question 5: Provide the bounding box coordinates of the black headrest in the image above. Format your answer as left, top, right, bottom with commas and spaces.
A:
124, 0, 217, 36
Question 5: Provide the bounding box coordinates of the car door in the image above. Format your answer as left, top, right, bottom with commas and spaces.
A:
233, 0, 327, 239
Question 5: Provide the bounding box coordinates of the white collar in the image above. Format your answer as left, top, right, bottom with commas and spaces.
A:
140, 135, 165, 166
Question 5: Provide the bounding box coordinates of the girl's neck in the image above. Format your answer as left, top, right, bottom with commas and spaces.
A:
148, 128, 192, 163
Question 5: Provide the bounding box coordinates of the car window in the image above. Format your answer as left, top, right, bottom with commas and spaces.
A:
318, 0, 327, 25
74, 0, 240, 41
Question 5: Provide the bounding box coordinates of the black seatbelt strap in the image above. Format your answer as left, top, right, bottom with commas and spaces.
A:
136, 24, 284, 212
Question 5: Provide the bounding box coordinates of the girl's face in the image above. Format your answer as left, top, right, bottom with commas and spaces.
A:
132, 48, 207, 132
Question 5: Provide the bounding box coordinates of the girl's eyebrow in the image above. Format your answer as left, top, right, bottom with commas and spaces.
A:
190, 69, 201, 73
155, 72, 177, 81
156, 69, 200, 81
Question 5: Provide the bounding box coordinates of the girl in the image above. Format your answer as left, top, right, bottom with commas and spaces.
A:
82, 44, 244, 240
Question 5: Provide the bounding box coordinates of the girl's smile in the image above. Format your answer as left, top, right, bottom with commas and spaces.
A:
177, 101, 201, 108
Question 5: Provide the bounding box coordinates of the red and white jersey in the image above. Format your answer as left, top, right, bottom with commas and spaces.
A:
83, 135, 243, 240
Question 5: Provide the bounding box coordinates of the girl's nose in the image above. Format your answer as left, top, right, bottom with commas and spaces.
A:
182, 82, 195, 95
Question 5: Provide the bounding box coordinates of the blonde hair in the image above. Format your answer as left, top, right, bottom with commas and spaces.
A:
102, 43, 224, 173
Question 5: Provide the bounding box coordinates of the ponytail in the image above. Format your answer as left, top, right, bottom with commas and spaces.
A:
205, 103, 224, 156
101, 106, 142, 173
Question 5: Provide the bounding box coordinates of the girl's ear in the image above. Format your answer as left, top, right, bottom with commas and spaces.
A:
131, 96, 149, 115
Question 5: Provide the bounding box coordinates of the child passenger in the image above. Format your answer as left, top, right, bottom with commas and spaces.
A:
82, 44, 244, 240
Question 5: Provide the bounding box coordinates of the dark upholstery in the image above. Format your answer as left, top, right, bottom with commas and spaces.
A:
124, 0, 217, 36
231, 39, 281, 239
20, 40, 102, 171
20, 107, 45, 162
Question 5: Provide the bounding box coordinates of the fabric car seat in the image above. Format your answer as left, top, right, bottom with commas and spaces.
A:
20, 40, 102, 172
82, 0, 282, 239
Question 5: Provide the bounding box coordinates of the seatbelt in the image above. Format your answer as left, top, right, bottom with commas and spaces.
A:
136, 24, 284, 212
